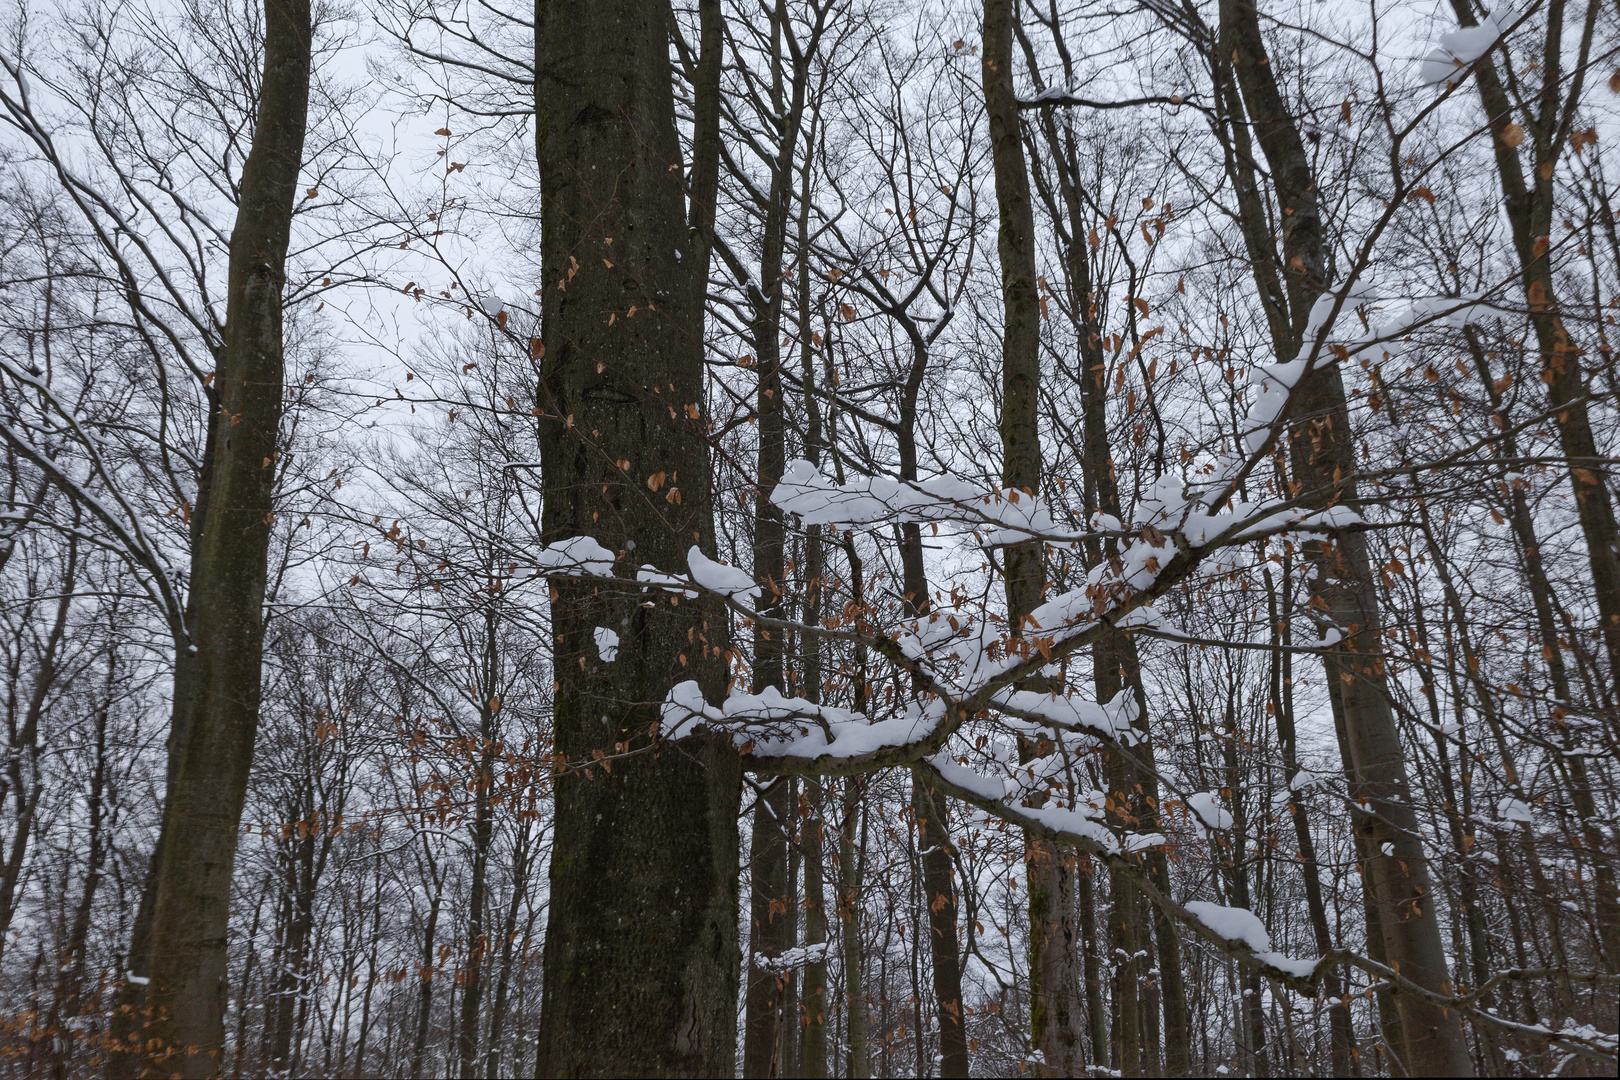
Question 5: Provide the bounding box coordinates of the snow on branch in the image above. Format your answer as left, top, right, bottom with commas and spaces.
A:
521, 535, 616, 577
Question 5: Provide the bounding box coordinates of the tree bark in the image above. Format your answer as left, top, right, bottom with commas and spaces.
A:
1447, 0, 1620, 690
1265, 565, 1356, 1076
409, 859, 443, 1080
457, 711, 496, 1079
533, 2, 740, 1074
745, 777, 792, 1078
1076, 857, 1108, 1068
982, 3, 1085, 1074
911, 776, 970, 1077
801, 777, 829, 1080
48, 643, 115, 1080
837, 551, 872, 1080
132, 0, 310, 1070
1220, 2, 1472, 1071
799, 228, 830, 1080
838, 773, 870, 1079
742, 15, 799, 1062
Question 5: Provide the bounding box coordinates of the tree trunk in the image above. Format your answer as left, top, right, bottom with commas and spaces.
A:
1266, 566, 1355, 1076
108, 394, 215, 1080
839, 773, 870, 1079
49, 645, 114, 1080
743, 31, 796, 1063
800, 274, 830, 1080
0, 540, 73, 959
1447, 0, 1620, 692
457, 734, 494, 1079
533, 2, 740, 1073
265, 831, 316, 1074
1220, 2, 1471, 1071
132, 1, 310, 1070
484, 819, 533, 1078
1076, 858, 1108, 1068
913, 775, 970, 1077
1223, 713, 1269, 1079
746, 777, 792, 1078
410, 856, 444, 1080
982, 3, 1085, 1074
802, 778, 829, 1080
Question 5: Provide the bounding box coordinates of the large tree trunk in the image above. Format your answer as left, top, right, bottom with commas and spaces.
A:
131, 1, 310, 1071
532, 2, 741, 1073
981, 3, 1085, 1074
1219, 2, 1471, 1072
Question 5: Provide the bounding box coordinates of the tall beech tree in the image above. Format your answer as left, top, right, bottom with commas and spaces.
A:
532, 0, 741, 1074
1217, 0, 1472, 1072
111, 0, 313, 1073
1, 0, 1615, 1076
741, 7, 825, 1070
982, 2, 1085, 1074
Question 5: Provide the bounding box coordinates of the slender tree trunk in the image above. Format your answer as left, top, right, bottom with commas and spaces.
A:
1108, 853, 1142, 1077
1458, 325, 1620, 970
410, 863, 444, 1080
133, 1, 310, 1070
484, 822, 532, 1078
879, 331, 970, 1080
784, 807, 801, 1079
533, 2, 740, 1072
1265, 566, 1355, 1076
265, 834, 316, 1074
1219, 3, 1471, 1071
743, 43, 796, 1065
353, 873, 383, 1074
1223, 714, 1269, 1079
746, 777, 792, 1078
983, 3, 1085, 1074
800, 327, 829, 1080
1076, 858, 1108, 1068
1447, 0, 1620, 966
684, 0, 723, 308
802, 778, 829, 1080
1123, 662, 1189, 1077
839, 776, 870, 1079
0, 542, 73, 958
457, 737, 494, 1079
1448, 0, 1620, 690
49, 647, 114, 1080
912, 775, 970, 1077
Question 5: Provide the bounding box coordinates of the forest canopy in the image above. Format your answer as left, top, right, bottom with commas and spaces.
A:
0, 0, 1617, 1077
